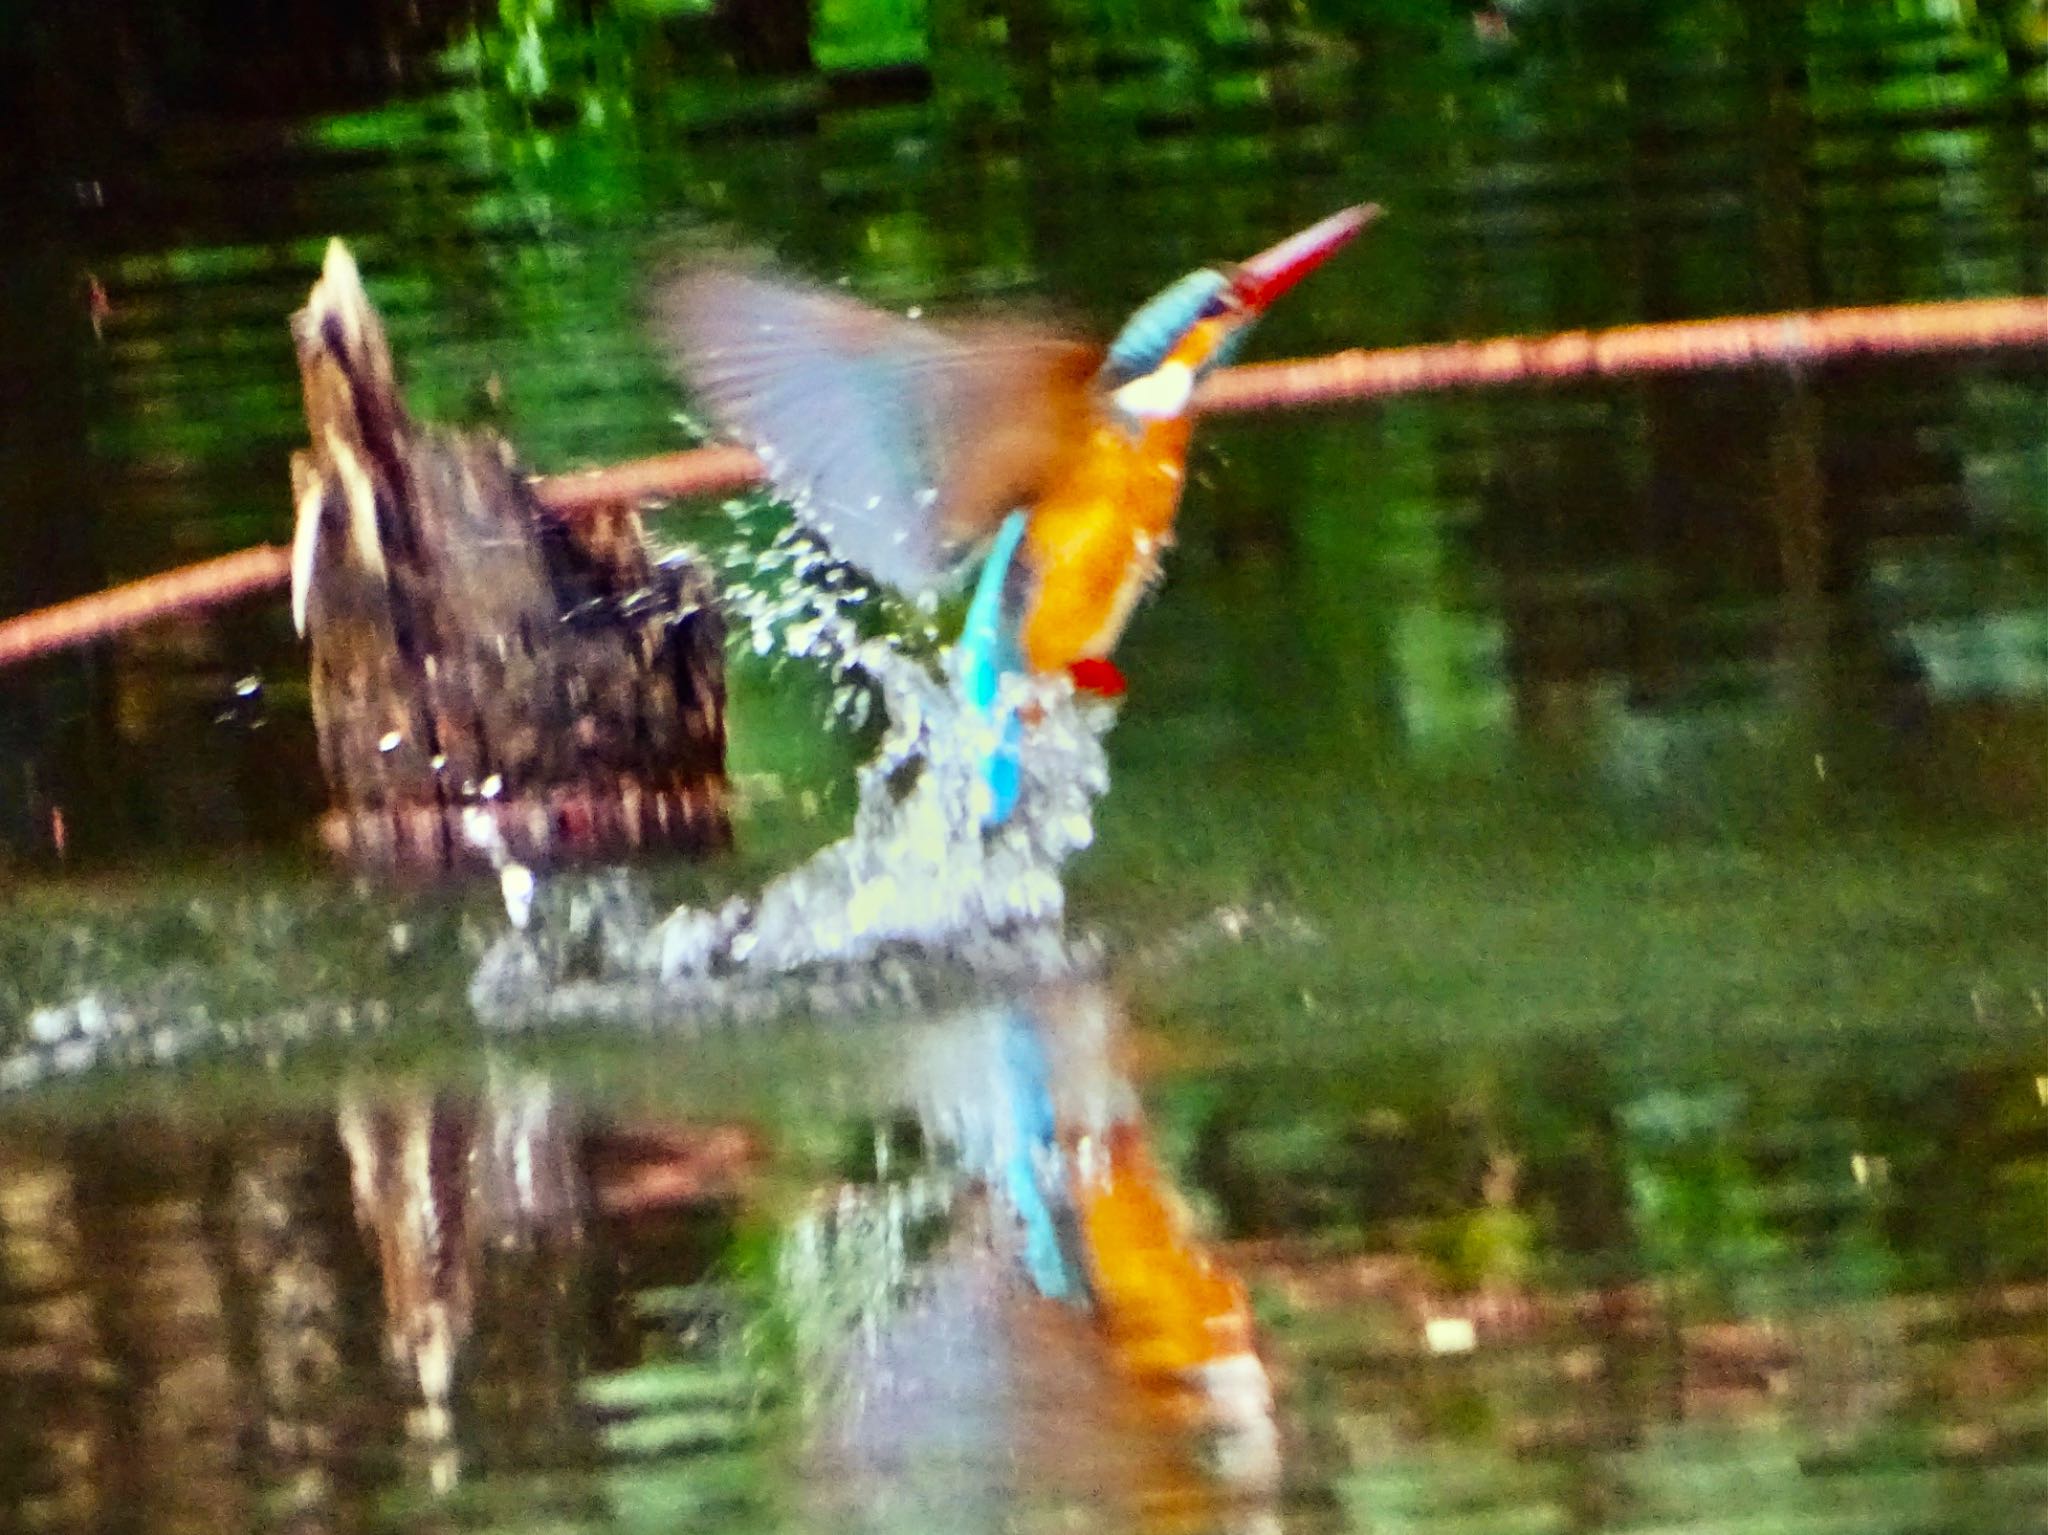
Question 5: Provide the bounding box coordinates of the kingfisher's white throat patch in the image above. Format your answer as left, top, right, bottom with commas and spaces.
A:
1111, 360, 1195, 420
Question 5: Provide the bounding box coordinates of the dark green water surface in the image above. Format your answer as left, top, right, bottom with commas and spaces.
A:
9, 3, 2048, 1531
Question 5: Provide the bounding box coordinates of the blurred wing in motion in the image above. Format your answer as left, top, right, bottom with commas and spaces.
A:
657, 264, 1102, 592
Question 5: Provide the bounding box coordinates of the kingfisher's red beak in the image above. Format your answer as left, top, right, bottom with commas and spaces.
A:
1233, 203, 1379, 312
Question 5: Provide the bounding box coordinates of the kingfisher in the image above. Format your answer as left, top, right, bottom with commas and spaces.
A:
658, 205, 1374, 821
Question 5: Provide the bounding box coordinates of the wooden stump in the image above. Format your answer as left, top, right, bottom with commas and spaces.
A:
289, 240, 729, 873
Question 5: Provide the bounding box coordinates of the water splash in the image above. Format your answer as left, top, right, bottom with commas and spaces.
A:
0, 500, 1125, 1076
471, 505, 1121, 1028
0, 985, 395, 1092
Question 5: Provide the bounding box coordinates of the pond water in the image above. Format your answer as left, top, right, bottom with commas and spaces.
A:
9, 2, 2048, 1531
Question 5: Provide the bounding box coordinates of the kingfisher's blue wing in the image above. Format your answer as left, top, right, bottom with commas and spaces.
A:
657, 265, 1099, 594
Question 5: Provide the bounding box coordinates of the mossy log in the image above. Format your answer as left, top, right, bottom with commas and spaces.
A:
289, 241, 728, 872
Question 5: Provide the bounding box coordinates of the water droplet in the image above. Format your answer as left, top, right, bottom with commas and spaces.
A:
500, 864, 536, 930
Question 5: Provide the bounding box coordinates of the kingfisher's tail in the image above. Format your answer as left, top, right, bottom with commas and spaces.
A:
958, 511, 1030, 827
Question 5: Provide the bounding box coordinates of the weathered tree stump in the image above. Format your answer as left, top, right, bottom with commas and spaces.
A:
289, 240, 729, 873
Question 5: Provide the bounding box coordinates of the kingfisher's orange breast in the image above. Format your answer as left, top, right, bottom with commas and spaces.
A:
1017, 413, 1194, 675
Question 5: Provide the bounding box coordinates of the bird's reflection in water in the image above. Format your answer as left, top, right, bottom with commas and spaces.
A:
330, 979, 1277, 1533
796, 981, 1280, 1534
